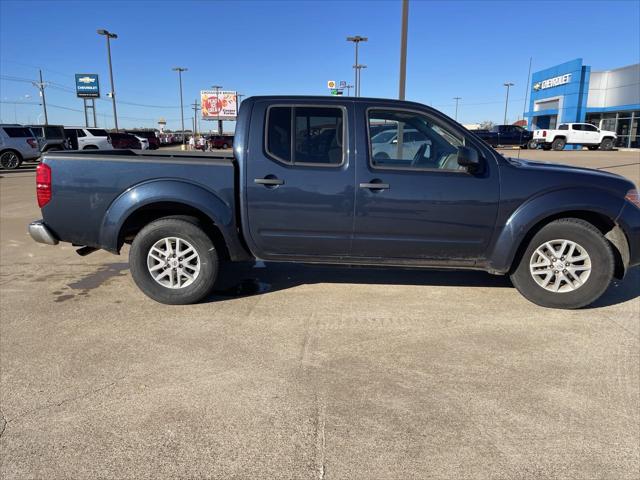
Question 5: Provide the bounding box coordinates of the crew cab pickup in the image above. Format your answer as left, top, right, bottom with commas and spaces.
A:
473, 125, 533, 149
533, 123, 617, 151
29, 96, 640, 309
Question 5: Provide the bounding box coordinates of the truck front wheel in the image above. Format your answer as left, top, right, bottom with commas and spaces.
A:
129, 218, 219, 304
600, 138, 614, 151
551, 138, 566, 151
510, 218, 614, 309
527, 140, 538, 150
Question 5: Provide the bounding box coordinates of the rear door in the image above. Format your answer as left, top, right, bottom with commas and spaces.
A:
352, 104, 500, 262
582, 123, 600, 144
244, 100, 355, 258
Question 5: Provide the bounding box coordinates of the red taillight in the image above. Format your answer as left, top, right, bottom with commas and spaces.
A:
27, 138, 38, 148
542, 130, 547, 137
36, 163, 52, 208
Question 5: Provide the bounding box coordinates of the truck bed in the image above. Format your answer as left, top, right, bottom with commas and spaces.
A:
40, 149, 236, 250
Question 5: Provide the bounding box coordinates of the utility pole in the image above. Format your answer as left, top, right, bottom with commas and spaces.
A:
212, 85, 223, 135
503, 82, 514, 125
191, 99, 200, 137
345, 84, 354, 96
398, 0, 409, 100
453, 96, 461, 121
347, 36, 367, 97
354, 65, 367, 96
172, 67, 187, 147
32, 70, 49, 124
97, 29, 119, 131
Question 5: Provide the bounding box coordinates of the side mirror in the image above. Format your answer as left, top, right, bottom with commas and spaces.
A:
457, 146, 482, 173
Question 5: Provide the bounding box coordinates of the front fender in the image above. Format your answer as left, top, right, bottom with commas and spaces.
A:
99, 179, 234, 253
488, 188, 626, 273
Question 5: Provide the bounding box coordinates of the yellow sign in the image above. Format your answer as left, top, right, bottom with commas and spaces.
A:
327, 80, 336, 89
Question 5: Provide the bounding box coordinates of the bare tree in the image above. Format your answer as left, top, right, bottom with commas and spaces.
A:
479, 120, 495, 130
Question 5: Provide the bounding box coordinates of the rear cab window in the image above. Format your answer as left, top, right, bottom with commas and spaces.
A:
559, 124, 569, 130
266, 105, 345, 166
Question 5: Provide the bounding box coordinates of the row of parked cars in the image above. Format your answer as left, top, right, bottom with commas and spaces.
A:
0, 124, 162, 169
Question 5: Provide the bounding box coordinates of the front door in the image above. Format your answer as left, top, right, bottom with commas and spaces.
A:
245, 101, 355, 258
353, 106, 500, 262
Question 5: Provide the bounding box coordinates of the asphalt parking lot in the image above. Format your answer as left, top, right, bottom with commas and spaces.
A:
1, 150, 639, 479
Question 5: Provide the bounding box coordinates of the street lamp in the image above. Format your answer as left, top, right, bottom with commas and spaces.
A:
172, 67, 188, 146
503, 82, 514, 125
453, 97, 461, 121
97, 29, 119, 131
347, 36, 367, 97
211, 85, 223, 135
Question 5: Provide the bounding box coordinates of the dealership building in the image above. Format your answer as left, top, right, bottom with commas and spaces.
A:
525, 58, 640, 148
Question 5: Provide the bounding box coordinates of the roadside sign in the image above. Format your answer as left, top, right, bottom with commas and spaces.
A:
339, 80, 346, 88
75, 74, 100, 98
327, 80, 336, 89
201, 90, 237, 120
330, 89, 343, 96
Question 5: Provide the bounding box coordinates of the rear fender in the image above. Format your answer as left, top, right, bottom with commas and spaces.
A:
488, 188, 625, 273
99, 179, 234, 254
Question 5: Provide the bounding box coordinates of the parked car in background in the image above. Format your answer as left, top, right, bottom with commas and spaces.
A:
209, 134, 234, 149
0, 124, 40, 169
28, 125, 67, 152
473, 125, 533, 149
133, 135, 149, 150
63, 127, 113, 150
109, 132, 142, 150
29, 96, 640, 309
126, 130, 159, 149
533, 123, 617, 151
371, 128, 432, 163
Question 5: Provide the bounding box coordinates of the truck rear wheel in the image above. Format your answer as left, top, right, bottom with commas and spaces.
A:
0, 150, 23, 169
600, 138, 614, 151
510, 218, 614, 309
527, 140, 538, 150
551, 138, 566, 151
129, 218, 219, 304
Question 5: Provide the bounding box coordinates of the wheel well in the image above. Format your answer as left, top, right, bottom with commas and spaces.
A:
601, 136, 615, 141
552, 136, 566, 142
510, 210, 627, 279
82, 145, 98, 150
118, 202, 230, 260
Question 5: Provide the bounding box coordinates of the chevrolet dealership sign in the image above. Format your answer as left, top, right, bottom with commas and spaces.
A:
533, 73, 572, 91
75, 74, 100, 98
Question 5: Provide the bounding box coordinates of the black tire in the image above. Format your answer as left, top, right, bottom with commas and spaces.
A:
527, 140, 538, 150
551, 137, 566, 151
541, 144, 552, 151
600, 138, 614, 151
587, 145, 599, 151
129, 218, 219, 304
0, 150, 23, 169
510, 218, 614, 309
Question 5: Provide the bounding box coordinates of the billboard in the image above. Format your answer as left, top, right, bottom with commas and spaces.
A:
75, 74, 100, 98
201, 90, 237, 120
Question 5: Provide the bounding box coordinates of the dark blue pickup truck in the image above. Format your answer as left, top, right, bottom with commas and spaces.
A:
29, 96, 640, 308
473, 124, 534, 149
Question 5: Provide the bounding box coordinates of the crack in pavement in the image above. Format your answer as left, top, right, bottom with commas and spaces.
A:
3, 377, 125, 431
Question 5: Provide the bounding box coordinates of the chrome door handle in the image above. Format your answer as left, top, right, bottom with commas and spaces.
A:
359, 182, 390, 190
254, 177, 284, 186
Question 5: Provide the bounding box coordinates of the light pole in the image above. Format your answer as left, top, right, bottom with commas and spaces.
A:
398, 0, 409, 100
503, 82, 514, 125
172, 67, 187, 146
347, 36, 367, 97
212, 85, 223, 135
453, 96, 461, 121
97, 29, 119, 131
344, 84, 354, 96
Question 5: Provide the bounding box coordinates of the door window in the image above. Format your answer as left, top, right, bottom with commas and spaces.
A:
75, 129, 86, 137
265, 106, 344, 166
368, 109, 468, 171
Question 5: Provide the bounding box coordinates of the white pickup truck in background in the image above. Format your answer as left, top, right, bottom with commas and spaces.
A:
533, 123, 616, 151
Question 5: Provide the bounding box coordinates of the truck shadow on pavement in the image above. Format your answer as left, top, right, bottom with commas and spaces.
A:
207, 262, 639, 309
